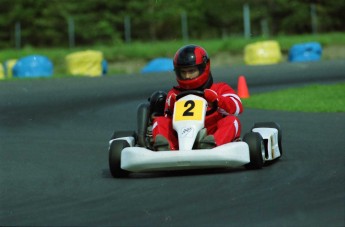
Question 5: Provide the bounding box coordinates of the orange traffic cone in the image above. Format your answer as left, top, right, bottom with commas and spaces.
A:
237, 75, 250, 99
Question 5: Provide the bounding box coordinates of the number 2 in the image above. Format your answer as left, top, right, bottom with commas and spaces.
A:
183, 100, 195, 116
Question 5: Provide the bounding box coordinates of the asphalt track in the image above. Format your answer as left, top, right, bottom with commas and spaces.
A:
1, 60, 344, 226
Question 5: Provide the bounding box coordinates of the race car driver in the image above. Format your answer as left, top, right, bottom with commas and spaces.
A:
152, 44, 243, 151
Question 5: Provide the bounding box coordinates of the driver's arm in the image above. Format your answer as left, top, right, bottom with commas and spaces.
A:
205, 83, 243, 116
164, 90, 177, 117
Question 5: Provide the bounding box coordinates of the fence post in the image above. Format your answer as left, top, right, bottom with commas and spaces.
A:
181, 11, 189, 43
68, 17, 75, 48
15, 22, 21, 49
261, 18, 269, 37
243, 3, 251, 39
124, 15, 131, 43
310, 3, 318, 34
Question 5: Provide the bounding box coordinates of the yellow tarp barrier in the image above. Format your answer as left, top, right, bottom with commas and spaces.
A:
0, 59, 17, 79
5, 59, 18, 78
65, 50, 104, 77
0, 64, 4, 79
244, 41, 282, 65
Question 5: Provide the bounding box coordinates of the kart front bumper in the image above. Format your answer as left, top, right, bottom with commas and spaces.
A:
121, 142, 250, 172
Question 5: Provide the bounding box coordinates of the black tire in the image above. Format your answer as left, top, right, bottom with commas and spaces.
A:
137, 103, 150, 147
252, 122, 282, 156
243, 132, 265, 169
109, 140, 130, 178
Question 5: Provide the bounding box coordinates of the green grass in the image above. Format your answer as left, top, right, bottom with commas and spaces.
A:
1, 32, 345, 76
243, 82, 345, 113
3, 32, 345, 60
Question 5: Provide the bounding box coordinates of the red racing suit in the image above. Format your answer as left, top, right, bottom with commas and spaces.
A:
152, 82, 243, 150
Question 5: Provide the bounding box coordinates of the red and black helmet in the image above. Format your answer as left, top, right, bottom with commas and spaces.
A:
173, 44, 211, 89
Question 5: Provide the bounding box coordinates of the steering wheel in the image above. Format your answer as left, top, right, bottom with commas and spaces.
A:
176, 90, 218, 115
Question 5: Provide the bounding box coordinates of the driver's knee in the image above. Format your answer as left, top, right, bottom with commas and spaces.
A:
214, 116, 241, 144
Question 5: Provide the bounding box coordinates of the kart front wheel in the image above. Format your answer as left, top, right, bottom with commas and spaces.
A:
252, 122, 282, 156
243, 132, 265, 169
109, 140, 130, 178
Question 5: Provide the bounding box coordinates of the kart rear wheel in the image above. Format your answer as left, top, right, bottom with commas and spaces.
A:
109, 140, 130, 178
243, 132, 265, 169
252, 122, 282, 156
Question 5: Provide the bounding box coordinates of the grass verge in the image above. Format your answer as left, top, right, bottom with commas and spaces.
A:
1, 32, 345, 76
242, 82, 345, 113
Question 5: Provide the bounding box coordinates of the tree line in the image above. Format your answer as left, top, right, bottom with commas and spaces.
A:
0, 0, 344, 48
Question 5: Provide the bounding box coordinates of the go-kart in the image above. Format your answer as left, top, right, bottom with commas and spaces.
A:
108, 90, 282, 178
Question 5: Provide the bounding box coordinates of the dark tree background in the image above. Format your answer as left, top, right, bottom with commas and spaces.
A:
0, 0, 344, 48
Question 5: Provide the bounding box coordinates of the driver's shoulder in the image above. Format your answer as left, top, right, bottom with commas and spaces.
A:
211, 82, 232, 91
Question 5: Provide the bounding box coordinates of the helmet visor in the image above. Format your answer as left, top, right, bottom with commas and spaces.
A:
175, 64, 205, 80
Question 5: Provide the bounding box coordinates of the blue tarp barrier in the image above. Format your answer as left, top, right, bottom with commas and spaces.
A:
141, 58, 174, 73
13, 55, 53, 78
288, 42, 322, 62
102, 59, 108, 76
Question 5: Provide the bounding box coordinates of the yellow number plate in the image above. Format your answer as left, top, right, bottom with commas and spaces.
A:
174, 100, 204, 121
